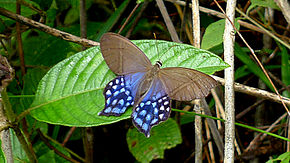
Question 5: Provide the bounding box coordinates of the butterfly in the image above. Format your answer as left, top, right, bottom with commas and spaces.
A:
98, 33, 218, 137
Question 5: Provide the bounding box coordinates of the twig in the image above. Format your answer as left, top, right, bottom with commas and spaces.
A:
204, 120, 215, 162
221, 0, 237, 161
82, 128, 94, 163
118, 3, 140, 34
0, 7, 99, 47
202, 99, 224, 160
174, 4, 193, 45
126, 1, 149, 37
80, 0, 87, 43
16, 1, 26, 76
274, 0, 290, 24
244, 113, 287, 153
213, 76, 290, 106
156, 0, 181, 43
37, 129, 81, 163
236, 99, 265, 120
40, 129, 85, 162
166, 0, 290, 49
191, 0, 202, 162
62, 127, 76, 146
215, 1, 290, 114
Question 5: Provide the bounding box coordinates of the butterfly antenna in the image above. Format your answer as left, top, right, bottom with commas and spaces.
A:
153, 33, 160, 61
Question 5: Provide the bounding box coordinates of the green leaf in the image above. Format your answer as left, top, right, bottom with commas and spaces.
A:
234, 44, 274, 91
0, 0, 38, 21
247, 0, 280, 13
38, 150, 55, 163
30, 40, 228, 126
126, 118, 182, 163
63, 1, 79, 25
281, 45, 290, 97
10, 129, 29, 163
94, 0, 130, 41
0, 139, 6, 163
201, 19, 240, 50
34, 138, 71, 163
235, 65, 251, 80
23, 31, 76, 66
266, 152, 290, 163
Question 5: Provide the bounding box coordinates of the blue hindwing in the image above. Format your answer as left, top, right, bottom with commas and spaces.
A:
131, 78, 171, 137
98, 76, 134, 116
99, 72, 146, 116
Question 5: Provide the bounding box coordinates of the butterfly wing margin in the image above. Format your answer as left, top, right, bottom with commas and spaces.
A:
158, 67, 218, 101
100, 33, 152, 75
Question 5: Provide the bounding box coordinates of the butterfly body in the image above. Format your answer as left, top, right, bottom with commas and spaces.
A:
98, 33, 218, 137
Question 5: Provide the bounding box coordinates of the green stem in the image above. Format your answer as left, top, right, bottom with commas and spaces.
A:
1, 89, 38, 163
172, 109, 290, 142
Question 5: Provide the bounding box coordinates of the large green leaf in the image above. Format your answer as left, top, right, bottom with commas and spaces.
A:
30, 40, 228, 126
127, 118, 182, 163
23, 31, 76, 66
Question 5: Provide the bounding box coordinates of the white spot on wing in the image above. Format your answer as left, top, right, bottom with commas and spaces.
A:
112, 85, 117, 90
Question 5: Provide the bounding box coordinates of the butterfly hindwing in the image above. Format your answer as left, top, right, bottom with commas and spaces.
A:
131, 78, 171, 137
99, 71, 147, 116
98, 76, 134, 116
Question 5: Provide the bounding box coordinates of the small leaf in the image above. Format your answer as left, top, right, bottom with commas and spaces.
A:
10, 129, 30, 162
30, 40, 228, 126
281, 45, 289, 97
126, 119, 182, 163
247, 0, 280, 13
201, 19, 240, 50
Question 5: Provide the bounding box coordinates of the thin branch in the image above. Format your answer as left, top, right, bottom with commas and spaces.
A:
213, 76, 290, 106
62, 127, 76, 146
118, 3, 140, 34
0, 7, 99, 47
274, 0, 290, 24
244, 113, 288, 153
191, 0, 202, 162
215, 0, 290, 115
16, 1, 26, 76
221, 0, 237, 161
156, 0, 181, 43
126, 1, 149, 37
166, 0, 290, 49
202, 99, 224, 159
37, 129, 81, 163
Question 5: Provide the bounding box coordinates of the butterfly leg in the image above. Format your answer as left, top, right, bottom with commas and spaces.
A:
132, 95, 171, 137
98, 76, 134, 116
